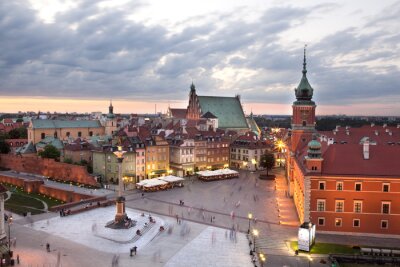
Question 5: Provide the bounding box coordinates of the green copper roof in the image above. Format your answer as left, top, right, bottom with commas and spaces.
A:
246, 116, 260, 136
35, 136, 64, 150
31, 119, 102, 129
198, 96, 248, 129
16, 142, 36, 154
308, 139, 321, 149
295, 46, 314, 101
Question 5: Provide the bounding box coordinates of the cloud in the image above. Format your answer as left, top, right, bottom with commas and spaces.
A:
0, 0, 399, 115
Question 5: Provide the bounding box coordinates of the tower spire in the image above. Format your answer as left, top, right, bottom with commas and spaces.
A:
303, 44, 307, 75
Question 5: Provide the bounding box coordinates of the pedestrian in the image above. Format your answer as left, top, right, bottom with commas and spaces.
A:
46, 243, 50, 252
134, 246, 137, 255
176, 214, 179, 223
16, 254, 20, 264
141, 193, 144, 198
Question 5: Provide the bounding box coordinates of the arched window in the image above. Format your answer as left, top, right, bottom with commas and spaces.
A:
41, 133, 45, 139
89, 131, 93, 136
78, 131, 82, 137
54, 131, 57, 138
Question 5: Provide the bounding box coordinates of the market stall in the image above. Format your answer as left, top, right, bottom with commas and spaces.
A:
158, 175, 185, 187
136, 179, 170, 192
197, 169, 239, 181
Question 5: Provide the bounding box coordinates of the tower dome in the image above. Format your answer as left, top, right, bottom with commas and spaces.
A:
295, 45, 314, 101
307, 136, 321, 158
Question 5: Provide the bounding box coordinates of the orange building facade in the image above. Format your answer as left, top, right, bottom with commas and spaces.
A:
287, 49, 400, 237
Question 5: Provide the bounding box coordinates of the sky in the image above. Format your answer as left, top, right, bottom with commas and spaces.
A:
0, 0, 399, 115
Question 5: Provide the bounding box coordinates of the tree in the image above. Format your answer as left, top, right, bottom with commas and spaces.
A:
260, 152, 275, 176
38, 145, 60, 160
8, 127, 27, 139
0, 141, 10, 154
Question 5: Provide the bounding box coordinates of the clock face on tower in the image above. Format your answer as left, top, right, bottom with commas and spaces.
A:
301, 110, 309, 120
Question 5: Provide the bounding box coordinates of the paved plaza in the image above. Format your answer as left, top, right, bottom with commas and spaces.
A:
7, 167, 400, 266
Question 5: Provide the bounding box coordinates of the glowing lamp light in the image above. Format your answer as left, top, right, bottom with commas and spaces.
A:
251, 158, 257, 165
248, 213, 253, 219
252, 229, 259, 237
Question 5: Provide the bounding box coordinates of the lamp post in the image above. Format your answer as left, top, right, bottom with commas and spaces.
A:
113, 146, 127, 223
247, 213, 253, 234
8, 215, 13, 251
252, 229, 259, 252
259, 253, 266, 267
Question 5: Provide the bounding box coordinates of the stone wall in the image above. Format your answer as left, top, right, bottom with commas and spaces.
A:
0, 174, 102, 205
0, 154, 97, 186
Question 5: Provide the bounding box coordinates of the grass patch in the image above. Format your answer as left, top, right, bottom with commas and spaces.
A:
2, 183, 65, 209
4, 203, 43, 215
6, 193, 44, 209
290, 241, 358, 255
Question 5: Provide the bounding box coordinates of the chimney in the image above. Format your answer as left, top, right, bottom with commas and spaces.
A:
346, 130, 350, 135
397, 124, 400, 129
345, 126, 350, 130
336, 125, 340, 130
371, 123, 375, 127
389, 131, 392, 136
375, 130, 379, 136
385, 128, 389, 133
363, 140, 369, 160
383, 123, 387, 128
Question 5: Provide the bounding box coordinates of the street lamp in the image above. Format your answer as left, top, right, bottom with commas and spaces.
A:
8, 215, 13, 253
252, 229, 259, 252
259, 253, 266, 267
247, 213, 253, 234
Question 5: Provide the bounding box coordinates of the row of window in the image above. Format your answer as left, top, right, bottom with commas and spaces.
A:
40, 131, 94, 139
231, 148, 266, 154
147, 148, 167, 153
318, 181, 391, 192
8, 141, 27, 147
317, 199, 391, 214
318, 217, 389, 229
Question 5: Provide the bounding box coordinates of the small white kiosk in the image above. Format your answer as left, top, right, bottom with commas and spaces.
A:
298, 222, 316, 252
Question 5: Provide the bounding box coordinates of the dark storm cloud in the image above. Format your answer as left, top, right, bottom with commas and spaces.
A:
0, 0, 399, 110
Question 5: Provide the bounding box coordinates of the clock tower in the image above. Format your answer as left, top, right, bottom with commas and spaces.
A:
291, 46, 316, 153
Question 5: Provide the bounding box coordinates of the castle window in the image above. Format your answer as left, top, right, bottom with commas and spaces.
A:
355, 182, 362, 191
381, 220, 388, 229
318, 217, 325, 226
382, 202, 390, 214
302, 121, 306, 126
89, 131, 93, 137
354, 201, 362, 213
66, 132, 70, 137
41, 133, 45, 139
78, 131, 82, 137
335, 218, 342, 227
336, 182, 343, 191
353, 219, 360, 227
317, 199, 325, 211
318, 181, 325, 190
383, 183, 390, 192
335, 200, 344, 212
